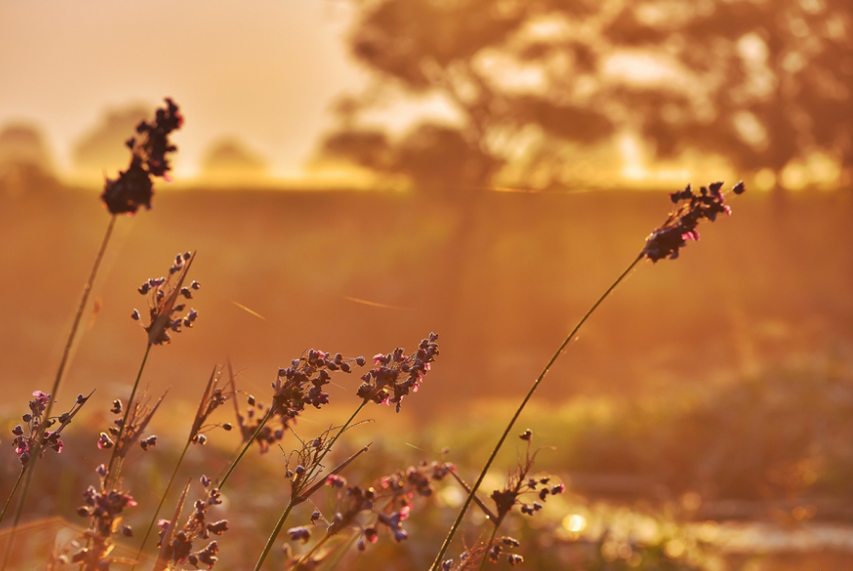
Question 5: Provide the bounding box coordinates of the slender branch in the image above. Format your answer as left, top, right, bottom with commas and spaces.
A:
1, 216, 116, 570
48, 215, 117, 411
133, 439, 192, 567
429, 253, 643, 570
476, 525, 500, 571
292, 533, 331, 569
253, 400, 369, 570
217, 408, 273, 492
254, 501, 297, 571
106, 342, 153, 487
0, 470, 24, 528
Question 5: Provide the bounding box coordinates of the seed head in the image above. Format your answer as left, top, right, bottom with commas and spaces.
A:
101, 98, 182, 215
643, 181, 745, 262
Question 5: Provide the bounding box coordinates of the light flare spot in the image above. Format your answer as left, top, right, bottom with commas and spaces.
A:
563, 514, 587, 532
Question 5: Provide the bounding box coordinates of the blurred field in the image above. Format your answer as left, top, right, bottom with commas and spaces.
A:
2, 185, 852, 412
2, 184, 853, 569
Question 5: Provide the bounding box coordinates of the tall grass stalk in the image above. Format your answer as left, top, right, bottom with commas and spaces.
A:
253, 400, 369, 570
431, 180, 744, 568
134, 366, 226, 566
0, 215, 116, 571
216, 409, 274, 492
106, 343, 153, 487
429, 253, 643, 570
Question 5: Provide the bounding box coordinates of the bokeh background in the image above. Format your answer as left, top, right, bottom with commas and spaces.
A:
2, 1, 853, 570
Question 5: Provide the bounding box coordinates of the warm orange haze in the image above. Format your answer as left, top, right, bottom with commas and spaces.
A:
1, 1, 853, 570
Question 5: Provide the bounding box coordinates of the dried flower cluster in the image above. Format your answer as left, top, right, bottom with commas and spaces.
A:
131, 252, 200, 346
443, 431, 564, 570
101, 98, 183, 215
643, 181, 745, 262
357, 333, 439, 412
487, 431, 565, 524
286, 460, 455, 567
234, 392, 288, 454
11, 390, 89, 467
186, 366, 233, 447
270, 349, 365, 420
98, 392, 165, 460
67, 464, 138, 570
156, 478, 227, 570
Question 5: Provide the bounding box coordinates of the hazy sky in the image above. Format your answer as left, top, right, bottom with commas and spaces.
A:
0, 1, 368, 179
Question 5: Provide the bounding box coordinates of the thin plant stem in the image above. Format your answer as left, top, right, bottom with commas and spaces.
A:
46, 215, 117, 414
476, 525, 500, 571
253, 400, 368, 571
292, 533, 331, 569
254, 501, 297, 571
429, 253, 643, 570
107, 342, 153, 488
217, 409, 273, 492
1, 216, 116, 570
0, 470, 24, 530
133, 439, 193, 568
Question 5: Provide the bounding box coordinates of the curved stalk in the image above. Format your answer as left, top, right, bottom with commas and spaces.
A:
476, 525, 500, 571
253, 400, 368, 570
106, 342, 153, 487
217, 408, 273, 492
429, 253, 643, 570
0, 470, 24, 528
292, 533, 331, 569
1, 216, 116, 571
133, 439, 193, 568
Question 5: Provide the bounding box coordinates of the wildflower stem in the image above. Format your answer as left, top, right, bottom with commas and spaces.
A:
133, 439, 193, 568
1, 216, 116, 570
0, 470, 24, 528
107, 342, 153, 488
292, 533, 331, 569
45, 215, 117, 419
255, 501, 297, 571
217, 409, 273, 492
476, 525, 500, 571
429, 253, 643, 570
254, 400, 368, 570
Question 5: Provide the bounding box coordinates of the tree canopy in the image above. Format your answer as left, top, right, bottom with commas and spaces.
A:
320, 0, 852, 192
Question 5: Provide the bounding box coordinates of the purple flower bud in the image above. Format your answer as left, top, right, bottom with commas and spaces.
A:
207, 520, 229, 535
288, 526, 311, 543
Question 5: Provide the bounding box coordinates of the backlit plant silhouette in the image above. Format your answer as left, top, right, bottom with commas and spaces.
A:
430, 181, 746, 569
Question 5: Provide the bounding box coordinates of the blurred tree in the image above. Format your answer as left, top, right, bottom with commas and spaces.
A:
0, 124, 60, 196
72, 105, 150, 176
321, 0, 852, 192
200, 138, 269, 180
